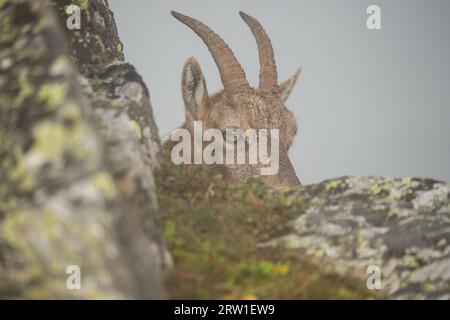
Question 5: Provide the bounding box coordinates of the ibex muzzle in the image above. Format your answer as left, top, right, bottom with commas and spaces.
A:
168, 11, 302, 189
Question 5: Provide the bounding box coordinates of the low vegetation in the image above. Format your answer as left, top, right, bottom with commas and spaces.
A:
155, 161, 376, 299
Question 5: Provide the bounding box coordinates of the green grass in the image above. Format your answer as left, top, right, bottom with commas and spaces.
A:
155, 161, 376, 299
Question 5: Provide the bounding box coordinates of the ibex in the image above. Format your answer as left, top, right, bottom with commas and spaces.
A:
167, 11, 302, 189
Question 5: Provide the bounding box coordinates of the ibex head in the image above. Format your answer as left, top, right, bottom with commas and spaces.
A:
170, 11, 302, 188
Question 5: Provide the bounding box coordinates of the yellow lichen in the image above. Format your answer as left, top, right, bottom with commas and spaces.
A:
130, 120, 142, 139
116, 42, 123, 54
388, 207, 400, 217
371, 184, 387, 195
89, 171, 117, 200
325, 179, 340, 191
31, 121, 67, 162
78, 0, 89, 10
30, 117, 91, 164
37, 82, 66, 110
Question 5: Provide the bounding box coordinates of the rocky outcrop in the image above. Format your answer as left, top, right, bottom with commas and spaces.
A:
270, 176, 450, 299
0, 0, 169, 298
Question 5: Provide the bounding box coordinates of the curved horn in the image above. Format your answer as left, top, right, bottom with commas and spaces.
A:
239, 11, 278, 93
171, 11, 250, 96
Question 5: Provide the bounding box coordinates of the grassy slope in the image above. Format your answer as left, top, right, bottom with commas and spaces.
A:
156, 162, 376, 299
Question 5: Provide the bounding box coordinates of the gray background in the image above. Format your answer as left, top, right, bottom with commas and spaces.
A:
109, 0, 450, 184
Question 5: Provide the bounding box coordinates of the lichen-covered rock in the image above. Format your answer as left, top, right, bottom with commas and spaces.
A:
51, 0, 164, 248
0, 0, 168, 298
267, 176, 450, 299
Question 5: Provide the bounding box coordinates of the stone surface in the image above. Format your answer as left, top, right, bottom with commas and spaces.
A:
0, 0, 168, 298
268, 176, 450, 299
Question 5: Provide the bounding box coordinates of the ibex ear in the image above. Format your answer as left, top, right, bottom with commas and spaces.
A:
279, 67, 302, 102
181, 57, 209, 124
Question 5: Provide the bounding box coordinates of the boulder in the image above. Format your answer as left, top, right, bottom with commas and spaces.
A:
0, 0, 169, 299
269, 176, 450, 299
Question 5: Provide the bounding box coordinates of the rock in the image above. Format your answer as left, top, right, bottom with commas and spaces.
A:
0, 0, 169, 298
268, 176, 450, 299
